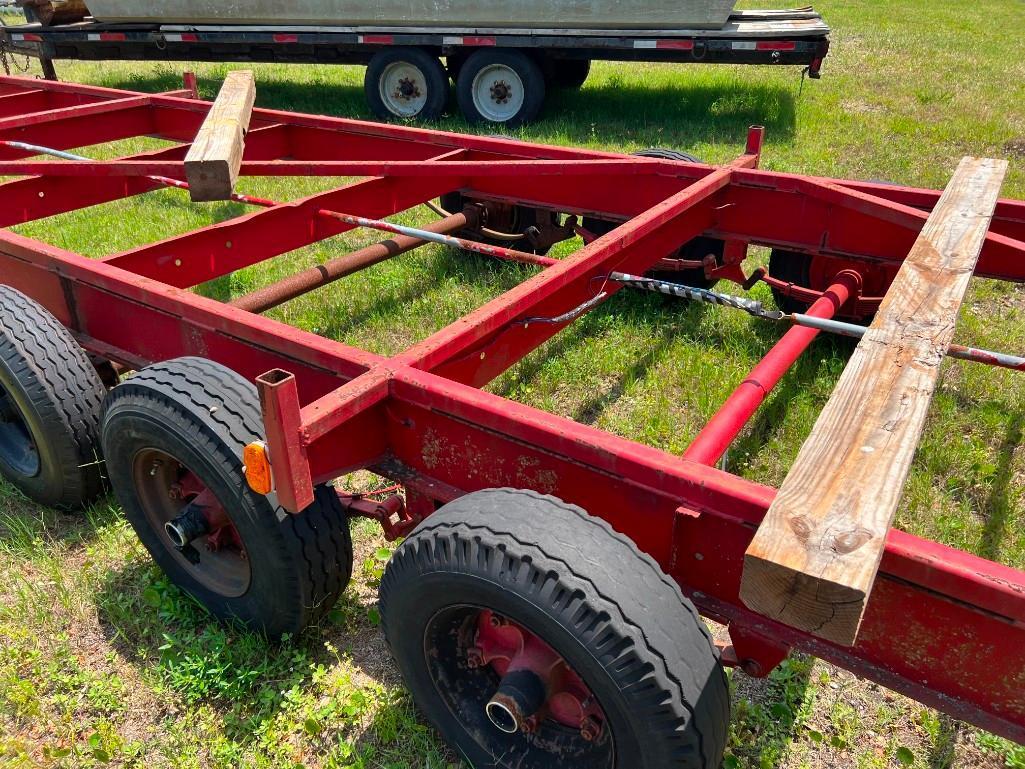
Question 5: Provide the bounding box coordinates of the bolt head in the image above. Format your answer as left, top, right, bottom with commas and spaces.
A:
521, 715, 540, 734
579, 715, 602, 742
466, 647, 485, 668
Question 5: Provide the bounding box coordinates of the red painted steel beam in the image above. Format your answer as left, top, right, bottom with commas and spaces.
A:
0, 228, 379, 392
0, 103, 157, 159
0, 89, 50, 118
0, 74, 619, 167
102, 175, 459, 287
368, 366, 1025, 742
835, 178, 1025, 244
713, 178, 1025, 282
0, 94, 151, 134
0, 124, 291, 228
256, 370, 315, 512
0, 157, 704, 179
682, 274, 858, 465
0, 87, 132, 117
393, 169, 733, 381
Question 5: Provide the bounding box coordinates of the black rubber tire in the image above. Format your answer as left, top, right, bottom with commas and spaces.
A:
365, 47, 449, 121
101, 356, 353, 637
544, 58, 591, 89
456, 49, 546, 127
628, 148, 701, 164
446, 51, 469, 83
583, 150, 723, 289
767, 248, 814, 315
0, 285, 106, 510
380, 488, 729, 769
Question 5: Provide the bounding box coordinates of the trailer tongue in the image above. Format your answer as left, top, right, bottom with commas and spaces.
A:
0, 73, 1022, 766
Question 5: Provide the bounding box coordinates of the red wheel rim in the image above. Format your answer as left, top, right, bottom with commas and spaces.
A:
422, 603, 615, 767
132, 448, 251, 597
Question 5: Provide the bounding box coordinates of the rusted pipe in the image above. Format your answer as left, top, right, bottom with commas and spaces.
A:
232, 211, 472, 313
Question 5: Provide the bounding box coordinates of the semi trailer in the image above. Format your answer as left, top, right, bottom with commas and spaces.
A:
1, 1, 829, 125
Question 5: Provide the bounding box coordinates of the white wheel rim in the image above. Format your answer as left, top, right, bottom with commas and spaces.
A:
471, 63, 525, 123
379, 60, 430, 117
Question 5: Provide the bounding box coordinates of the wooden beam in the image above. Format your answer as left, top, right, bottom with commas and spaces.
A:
740, 156, 1008, 646
184, 71, 255, 202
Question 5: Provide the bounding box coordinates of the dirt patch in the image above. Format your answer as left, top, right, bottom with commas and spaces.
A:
1004, 138, 1025, 158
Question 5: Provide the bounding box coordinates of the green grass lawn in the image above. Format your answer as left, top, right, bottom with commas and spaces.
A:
1, 0, 1024, 767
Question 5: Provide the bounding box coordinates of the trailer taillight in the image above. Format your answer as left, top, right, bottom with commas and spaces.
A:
243, 441, 273, 495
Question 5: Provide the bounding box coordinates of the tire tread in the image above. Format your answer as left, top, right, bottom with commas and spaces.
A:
0, 285, 106, 508
103, 357, 351, 633
381, 488, 728, 768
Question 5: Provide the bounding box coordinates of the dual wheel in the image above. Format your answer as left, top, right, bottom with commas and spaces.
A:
367, 47, 582, 126
0, 286, 352, 637
0, 286, 729, 767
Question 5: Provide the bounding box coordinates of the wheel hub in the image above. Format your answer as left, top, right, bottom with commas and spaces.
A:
469, 609, 606, 741
395, 76, 421, 101
489, 79, 512, 104
0, 384, 39, 477
133, 448, 250, 596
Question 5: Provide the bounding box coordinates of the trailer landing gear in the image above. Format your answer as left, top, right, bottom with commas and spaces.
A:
380, 489, 729, 769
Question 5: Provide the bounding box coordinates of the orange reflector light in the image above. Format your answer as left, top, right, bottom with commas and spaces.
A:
243, 441, 273, 494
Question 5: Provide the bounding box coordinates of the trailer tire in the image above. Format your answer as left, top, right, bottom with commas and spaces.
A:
457, 49, 546, 127
583, 150, 723, 289
767, 249, 814, 315
544, 58, 591, 89
101, 357, 352, 638
366, 48, 449, 121
0, 285, 106, 510
380, 488, 729, 769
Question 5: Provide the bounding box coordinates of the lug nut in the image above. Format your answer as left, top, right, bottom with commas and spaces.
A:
580, 715, 603, 742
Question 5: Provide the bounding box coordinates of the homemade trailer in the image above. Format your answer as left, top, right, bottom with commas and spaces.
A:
0, 5, 830, 125
0, 74, 1023, 767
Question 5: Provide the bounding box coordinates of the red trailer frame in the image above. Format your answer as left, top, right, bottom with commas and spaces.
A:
1, 74, 1024, 746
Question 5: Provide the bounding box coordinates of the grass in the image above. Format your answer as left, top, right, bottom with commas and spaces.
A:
1, 0, 1024, 766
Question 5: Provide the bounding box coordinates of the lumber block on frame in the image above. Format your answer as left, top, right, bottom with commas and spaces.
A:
184, 70, 256, 202
739, 156, 1008, 646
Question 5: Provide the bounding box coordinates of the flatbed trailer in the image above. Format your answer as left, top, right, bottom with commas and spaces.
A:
0, 74, 1022, 768
0, 8, 829, 124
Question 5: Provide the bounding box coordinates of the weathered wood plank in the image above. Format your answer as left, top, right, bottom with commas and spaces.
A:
739, 156, 1008, 646
184, 70, 255, 202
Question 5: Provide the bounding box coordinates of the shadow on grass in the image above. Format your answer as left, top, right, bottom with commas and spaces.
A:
92, 553, 453, 763
727, 334, 851, 469
99, 69, 374, 122
728, 655, 814, 768
0, 483, 120, 555
574, 296, 711, 426
542, 78, 798, 147
490, 287, 712, 413
98, 68, 797, 149
978, 411, 1022, 561
927, 713, 962, 769
310, 255, 458, 343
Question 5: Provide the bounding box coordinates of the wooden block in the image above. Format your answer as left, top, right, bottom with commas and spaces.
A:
184, 70, 256, 202
18, 0, 89, 26
739, 156, 1008, 646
